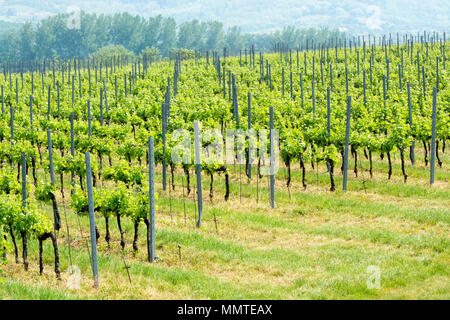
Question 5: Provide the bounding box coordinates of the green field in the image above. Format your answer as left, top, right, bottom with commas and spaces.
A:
1, 145, 448, 299
0, 40, 449, 300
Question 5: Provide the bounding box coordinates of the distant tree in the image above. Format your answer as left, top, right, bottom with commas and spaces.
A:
144, 15, 163, 50
191, 20, 207, 49
34, 20, 55, 60
177, 20, 207, 50
4, 30, 20, 62
110, 13, 142, 49
158, 17, 176, 56
177, 21, 195, 49
205, 21, 224, 51
90, 45, 136, 60
95, 14, 112, 48
224, 26, 244, 55
0, 10, 347, 63
19, 22, 35, 61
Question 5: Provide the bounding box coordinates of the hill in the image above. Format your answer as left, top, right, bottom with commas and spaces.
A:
0, 0, 448, 34
0, 19, 21, 34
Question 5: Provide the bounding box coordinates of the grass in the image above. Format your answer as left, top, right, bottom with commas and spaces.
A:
0, 145, 449, 300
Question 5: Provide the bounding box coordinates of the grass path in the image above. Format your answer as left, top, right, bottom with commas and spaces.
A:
1, 146, 448, 299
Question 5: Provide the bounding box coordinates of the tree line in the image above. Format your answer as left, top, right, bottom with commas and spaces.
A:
0, 11, 346, 63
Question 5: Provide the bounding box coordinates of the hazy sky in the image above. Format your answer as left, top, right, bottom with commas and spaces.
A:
0, 0, 448, 34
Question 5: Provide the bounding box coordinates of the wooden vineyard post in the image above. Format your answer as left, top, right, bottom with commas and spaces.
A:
42, 66, 46, 95
15, 77, 18, 105
47, 129, 60, 230
162, 101, 167, 192
330, 64, 333, 92
327, 87, 331, 137
252, 46, 255, 69
300, 73, 304, 108
85, 152, 99, 288
232, 74, 239, 126
436, 57, 439, 91
343, 96, 351, 192
228, 70, 231, 102
174, 65, 178, 98
326, 86, 336, 190
100, 88, 103, 126
430, 88, 437, 186
269, 106, 275, 209
70, 113, 75, 190
148, 137, 156, 262
407, 82, 415, 165
357, 50, 360, 74
345, 59, 349, 95
129, 71, 132, 95
10, 104, 14, 143
223, 66, 226, 99
363, 69, 367, 104
115, 75, 118, 104
21, 152, 27, 209
422, 66, 426, 98
1, 85, 3, 114
194, 121, 203, 227
247, 92, 252, 179
57, 81, 60, 115
29, 96, 33, 130
320, 58, 324, 86
386, 59, 390, 92
88, 100, 92, 138
21, 152, 28, 270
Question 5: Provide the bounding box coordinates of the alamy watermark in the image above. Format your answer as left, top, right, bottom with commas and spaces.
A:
66, 265, 82, 290
170, 123, 280, 175
366, 265, 381, 289
66, 6, 81, 30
